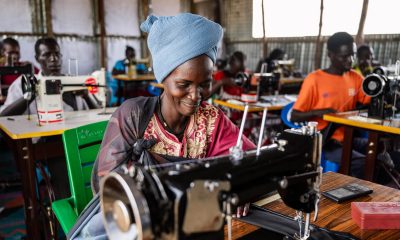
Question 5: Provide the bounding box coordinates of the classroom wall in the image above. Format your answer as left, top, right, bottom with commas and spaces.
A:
104, 0, 141, 71
51, 0, 100, 74
151, 0, 181, 16
1, 0, 399, 75
0, 0, 180, 75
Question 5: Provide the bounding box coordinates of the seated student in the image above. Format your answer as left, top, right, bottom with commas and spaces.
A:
111, 46, 137, 75
353, 44, 374, 77
215, 58, 227, 71
111, 46, 149, 101
0, 37, 99, 116
0, 38, 100, 200
291, 32, 370, 178
255, 48, 285, 73
211, 51, 250, 100
0, 37, 39, 95
77, 13, 256, 238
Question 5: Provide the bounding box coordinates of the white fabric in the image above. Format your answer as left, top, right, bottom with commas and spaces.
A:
0, 72, 89, 115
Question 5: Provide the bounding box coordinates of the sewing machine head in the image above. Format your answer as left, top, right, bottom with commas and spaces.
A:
100, 124, 323, 240
0, 64, 33, 98
22, 69, 106, 124
362, 64, 400, 119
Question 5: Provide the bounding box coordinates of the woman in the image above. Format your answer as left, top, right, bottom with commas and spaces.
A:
93, 13, 255, 189
77, 14, 255, 238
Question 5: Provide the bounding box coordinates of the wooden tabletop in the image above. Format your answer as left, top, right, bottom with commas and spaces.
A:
280, 77, 304, 85
213, 99, 266, 112
0, 108, 116, 139
323, 111, 400, 135
150, 82, 164, 89
112, 73, 156, 81
213, 95, 297, 112
228, 172, 400, 240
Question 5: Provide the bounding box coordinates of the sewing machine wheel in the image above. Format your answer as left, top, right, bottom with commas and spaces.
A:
362, 73, 387, 97
21, 74, 37, 100
101, 172, 154, 240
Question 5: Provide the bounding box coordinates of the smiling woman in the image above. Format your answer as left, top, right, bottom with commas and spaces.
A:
92, 13, 256, 192
77, 14, 256, 238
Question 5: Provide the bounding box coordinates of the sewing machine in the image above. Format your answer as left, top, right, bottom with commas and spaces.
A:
0, 64, 34, 98
254, 72, 280, 96
22, 69, 106, 124
362, 63, 400, 119
99, 122, 323, 240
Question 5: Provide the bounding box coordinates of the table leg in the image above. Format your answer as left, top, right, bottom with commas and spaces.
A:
14, 138, 41, 239
117, 80, 122, 105
339, 126, 354, 175
123, 81, 127, 102
365, 131, 379, 181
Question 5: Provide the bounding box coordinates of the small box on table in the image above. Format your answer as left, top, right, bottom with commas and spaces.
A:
351, 202, 400, 229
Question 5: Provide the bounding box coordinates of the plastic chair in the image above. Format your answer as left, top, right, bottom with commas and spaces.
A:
147, 80, 161, 96
281, 102, 339, 172
51, 120, 108, 234
321, 152, 340, 173
280, 102, 305, 129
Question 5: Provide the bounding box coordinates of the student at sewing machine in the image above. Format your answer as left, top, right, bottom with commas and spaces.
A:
111, 45, 149, 100
291, 32, 370, 178
210, 51, 250, 100
255, 48, 285, 73
111, 45, 137, 75
0, 37, 99, 116
215, 58, 227, 71
353, 44, 375, 77
80, 14, 255, 237
0, 37, 39, 95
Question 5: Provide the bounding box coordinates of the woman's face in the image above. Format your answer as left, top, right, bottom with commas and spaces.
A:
162, 55, 213, 116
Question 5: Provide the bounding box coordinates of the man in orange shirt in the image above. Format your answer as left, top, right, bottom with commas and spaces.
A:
291, 32, 370, 178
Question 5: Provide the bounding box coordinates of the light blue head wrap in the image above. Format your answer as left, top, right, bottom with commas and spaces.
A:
140, 13, 223, 83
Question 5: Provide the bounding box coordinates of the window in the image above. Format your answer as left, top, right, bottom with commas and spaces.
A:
252, 0, 398, 38
252, 0, 320, 38
321, 0, 363, 36
364, 0, 400, 34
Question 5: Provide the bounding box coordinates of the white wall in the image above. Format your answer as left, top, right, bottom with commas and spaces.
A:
52, 0, 94, 35
58, 39, 100, 75
16, 37, 39, 69
105, 0, 140, 36
0, 0, 186, 74
51, 0, 98, 74
151, 0, 181, 16
104, 0, 141, 71
0, 0, 32, 32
